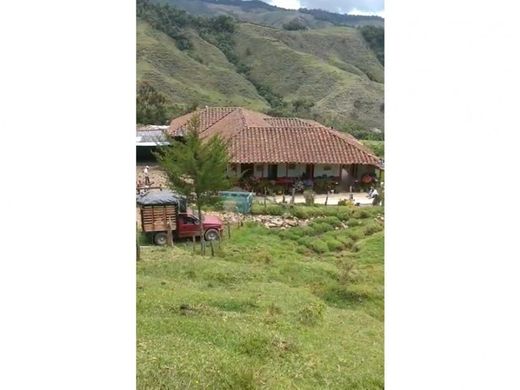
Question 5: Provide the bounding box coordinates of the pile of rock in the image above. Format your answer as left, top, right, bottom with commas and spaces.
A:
253, 215, 306, 229
207, 212, 309, 229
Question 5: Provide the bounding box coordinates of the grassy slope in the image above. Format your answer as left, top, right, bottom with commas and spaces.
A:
137, 206, 384, 389
235, 24, 384, 128
137, 20, 269, 110
137, 18, 384, 129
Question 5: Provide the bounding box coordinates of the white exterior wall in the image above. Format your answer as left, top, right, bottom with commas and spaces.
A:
286, 164, 306, 178
314, 164, 341, 178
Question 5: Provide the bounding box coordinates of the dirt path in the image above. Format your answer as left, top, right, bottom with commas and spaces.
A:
136, 164, 168, 188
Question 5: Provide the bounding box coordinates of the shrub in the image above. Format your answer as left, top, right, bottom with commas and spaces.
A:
335, 236, 354, 249
306, 238, 329, 253
292, 207, 310, 219
252, 203, 284, 215
272, 184, 286, 195
324, 238, 344, 252
352, 209, 371, 219
298, 302, 325, 325
345, 229, 363, 241
303, 190, 315, 205
309, 222, 332, 235
282, 18, 308, 31
265, 204, 285, 215
336, 209, 351, 221
313, 178, 335, 193
313, 216, 342, 228
362, 222, 383, 236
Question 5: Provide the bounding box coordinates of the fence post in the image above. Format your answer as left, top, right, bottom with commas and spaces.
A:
210, 240, 215, 257
325, 191, 329, 206
192, 236, 196, 253
227, 223, 231, 239
290, 187, 295, 205
167, 218, 174, 247
136, 222, 141, 262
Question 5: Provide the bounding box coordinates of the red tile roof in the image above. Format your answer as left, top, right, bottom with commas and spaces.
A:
168, 107, 381, 167
264, 117, 314, 127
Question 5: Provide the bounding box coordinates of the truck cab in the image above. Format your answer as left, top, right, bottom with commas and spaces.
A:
177, 211, 223, 241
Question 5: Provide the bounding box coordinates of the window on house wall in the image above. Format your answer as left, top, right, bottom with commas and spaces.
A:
256, 165, 264, 172
288, 164, 296, 169
323, 165, 332, 171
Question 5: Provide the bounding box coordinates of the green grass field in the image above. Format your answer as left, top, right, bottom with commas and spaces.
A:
137, 205, 384, 389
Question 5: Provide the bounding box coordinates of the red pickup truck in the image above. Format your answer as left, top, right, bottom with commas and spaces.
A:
137, 191, 224, 245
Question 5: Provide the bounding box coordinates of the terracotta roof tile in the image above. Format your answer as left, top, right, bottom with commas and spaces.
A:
167, 107, 381, 167
169, 107, 237, 136
264, 117, 314, 127
231, 126, 381, 166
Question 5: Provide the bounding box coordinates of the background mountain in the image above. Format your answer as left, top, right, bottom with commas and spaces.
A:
157, 0, 384, 28
136, 0, 384, 138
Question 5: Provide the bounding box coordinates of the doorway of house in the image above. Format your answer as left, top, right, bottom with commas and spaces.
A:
340, 165, 350, 191
267, 164, 278, 179
240, 163, 254, 178
305, 164, 314, 179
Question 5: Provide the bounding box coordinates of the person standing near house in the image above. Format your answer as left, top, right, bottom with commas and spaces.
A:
144, 165, 150, 186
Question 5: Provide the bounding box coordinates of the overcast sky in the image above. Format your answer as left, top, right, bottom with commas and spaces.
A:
267, 0, 384, 17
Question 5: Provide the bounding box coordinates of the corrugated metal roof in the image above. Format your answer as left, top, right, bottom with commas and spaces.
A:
136, 129, 169, 146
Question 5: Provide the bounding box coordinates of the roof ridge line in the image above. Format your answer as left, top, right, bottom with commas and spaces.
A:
237, 107, 248, 131
199, 107, 241, 133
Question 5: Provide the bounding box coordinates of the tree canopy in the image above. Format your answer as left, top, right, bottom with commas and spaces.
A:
154, 115, 232, 247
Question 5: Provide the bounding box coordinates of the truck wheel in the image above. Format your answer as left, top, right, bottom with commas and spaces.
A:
154, 232, 168, 246
205, 229, 219, 241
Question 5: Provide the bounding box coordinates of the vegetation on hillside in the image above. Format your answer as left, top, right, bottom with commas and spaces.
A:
137, 205, 384, 388
360, 25, 384, 65
137, 0, 385, 136
282, 18, 308, 31
361, 140, 384, 158
136, 81, 170, 124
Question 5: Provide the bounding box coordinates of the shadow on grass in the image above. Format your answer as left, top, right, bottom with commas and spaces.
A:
311, 284, 372, 309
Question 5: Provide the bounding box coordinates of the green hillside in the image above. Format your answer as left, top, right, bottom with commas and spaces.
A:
234, 23, 384, 128
136, 0, 384, 133
137, 20, 269, 111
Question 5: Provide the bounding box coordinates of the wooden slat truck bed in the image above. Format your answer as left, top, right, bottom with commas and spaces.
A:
140, 204, 177, 233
